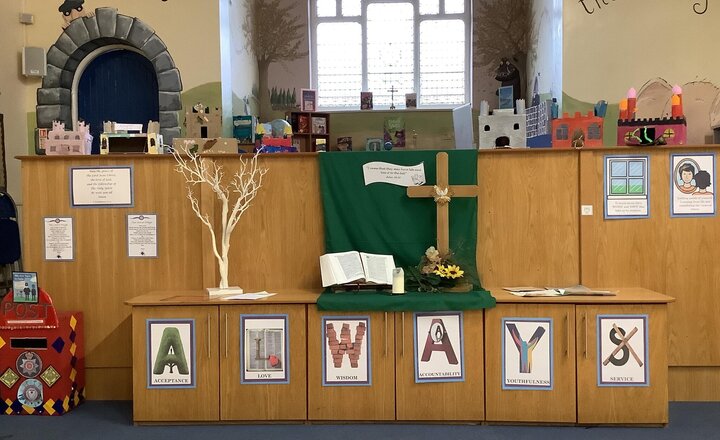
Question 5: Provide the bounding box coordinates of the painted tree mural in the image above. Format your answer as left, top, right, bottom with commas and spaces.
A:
243, 0, 308, 120
474, 0, 532, 100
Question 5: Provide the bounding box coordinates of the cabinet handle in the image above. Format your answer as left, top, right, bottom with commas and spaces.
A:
207, 313, 211, 359
384, 312, 388, 357
401, 312, 405, 357
225, 313, 228, 359
565, 312, 569, 357
583, 312, 588, 359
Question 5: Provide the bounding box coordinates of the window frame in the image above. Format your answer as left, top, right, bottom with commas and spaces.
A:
309, 0, 472, 110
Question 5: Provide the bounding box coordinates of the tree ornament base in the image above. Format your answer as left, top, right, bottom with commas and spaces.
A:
206, 286, 244, 297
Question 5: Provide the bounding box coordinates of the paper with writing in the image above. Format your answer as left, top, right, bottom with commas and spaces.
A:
363, 162, 426, 187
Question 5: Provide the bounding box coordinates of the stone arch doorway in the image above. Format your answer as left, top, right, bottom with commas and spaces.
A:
36, 7, 183, 143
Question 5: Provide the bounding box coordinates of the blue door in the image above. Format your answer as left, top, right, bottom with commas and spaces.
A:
78, 49, 159, 153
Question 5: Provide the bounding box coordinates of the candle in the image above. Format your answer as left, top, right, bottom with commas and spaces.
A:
392, 268, 405, 294
671, 94, 683, 118
619, 98, 629, 120
627, 88, 637, 120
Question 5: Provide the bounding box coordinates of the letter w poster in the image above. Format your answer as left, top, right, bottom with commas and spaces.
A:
322, 316, 371, 386
147, 319, 195, 389
502, 318, 553, 390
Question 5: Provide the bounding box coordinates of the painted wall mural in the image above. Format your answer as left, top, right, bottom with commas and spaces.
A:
564, 0, 719, 145
242, 0, 307, 120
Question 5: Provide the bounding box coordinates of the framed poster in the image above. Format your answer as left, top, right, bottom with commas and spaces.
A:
670, 154, 716, 217
604, 155, 650, 219
127, 214, 158, 258
597, 315, 649, 387
413, 312, 464, 383
322, 316, 371, 386
70, 166, 134, 208
241, 314, 289, 384
300, 89, 317, 112
146, 319, 196, 389
43, 217, 74, 261
502, 318, 553, 390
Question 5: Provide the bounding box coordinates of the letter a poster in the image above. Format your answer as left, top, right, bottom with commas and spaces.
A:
414, 312, 464, 383
322, 316, 371, 386
597, 315, 648, 387
147, 319, 195, 389
502, 318, 553, 390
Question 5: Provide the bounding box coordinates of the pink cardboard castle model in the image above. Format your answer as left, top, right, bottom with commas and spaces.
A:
44, 121, 93, 155
617, 86, 687, 146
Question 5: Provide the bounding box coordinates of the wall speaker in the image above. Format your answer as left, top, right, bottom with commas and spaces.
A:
22, 47, 47, 77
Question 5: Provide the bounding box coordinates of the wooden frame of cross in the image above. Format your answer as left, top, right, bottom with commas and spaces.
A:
406, 152, 478, 256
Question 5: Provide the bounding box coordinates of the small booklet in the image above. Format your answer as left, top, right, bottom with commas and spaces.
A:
503, 287, 565, 297
319, 251, 395, 287
503, 285, 617, 297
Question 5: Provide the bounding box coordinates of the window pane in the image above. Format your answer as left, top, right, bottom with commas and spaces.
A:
419, 19, 465, 105
420, 0, 439, 15
367, 3, 414, 107
317, 23, 362, 108
342, 0, 361, 16
316, 0, 336, 17
444, 0, 464, 14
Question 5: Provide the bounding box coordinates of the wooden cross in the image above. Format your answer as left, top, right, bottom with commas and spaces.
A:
407, 152, 478, 256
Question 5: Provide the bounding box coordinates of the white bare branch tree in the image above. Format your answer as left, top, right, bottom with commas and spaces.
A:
172, 141, 268, 289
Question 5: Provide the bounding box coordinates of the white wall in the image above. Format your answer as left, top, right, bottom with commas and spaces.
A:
528, 0, 562, 102
564, 0, 719, 103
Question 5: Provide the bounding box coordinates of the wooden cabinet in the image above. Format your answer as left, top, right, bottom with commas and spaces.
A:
132, 306, 219, 422
287, 111, 330, 151
485, 290, 671, 425
219, 304, 307, 421
308, 309, 484, 421
307, 308, 396, 420
130, 291, 319, 423
485, 304, 577, 423
395, 310, 485, 421
576, 304, 668, 424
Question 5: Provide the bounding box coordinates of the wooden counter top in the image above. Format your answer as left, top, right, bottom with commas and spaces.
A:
488, 287, 674, 304
126, 289, 321, 306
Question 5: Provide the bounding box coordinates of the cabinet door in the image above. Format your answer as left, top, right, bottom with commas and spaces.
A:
576, 304, 668, 424
132, 306, 219, 422
485, 304, 576, 423
396, 310, 485, 421
219, 304, 307, 420
307, 308, 395, 420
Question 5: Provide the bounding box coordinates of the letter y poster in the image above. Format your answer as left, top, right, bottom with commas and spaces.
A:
502, 318, 553, 390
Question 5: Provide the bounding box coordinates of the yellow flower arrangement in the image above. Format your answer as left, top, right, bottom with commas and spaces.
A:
406, 246, 470, 292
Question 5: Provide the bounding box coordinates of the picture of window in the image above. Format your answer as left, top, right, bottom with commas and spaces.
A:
604, 155, 650, 219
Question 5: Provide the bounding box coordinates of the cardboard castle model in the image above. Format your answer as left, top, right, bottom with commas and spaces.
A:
478, 99, 527, 148
44, 121, 93, 155
177, 104, 238, 153
185, 104, 221, 139
552, 111, 604, 149
525, 78, 557, 148
617, 86, 687, 146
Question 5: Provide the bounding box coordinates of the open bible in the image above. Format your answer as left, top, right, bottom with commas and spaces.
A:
319, 251, 396, 288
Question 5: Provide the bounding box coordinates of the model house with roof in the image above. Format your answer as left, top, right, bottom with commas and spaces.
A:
551, 111, 604, 149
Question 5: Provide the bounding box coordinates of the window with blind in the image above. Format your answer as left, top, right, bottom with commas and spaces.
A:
311, 0, 471, 110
